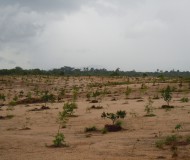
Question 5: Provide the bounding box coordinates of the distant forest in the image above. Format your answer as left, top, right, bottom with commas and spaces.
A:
0, 66, 190, 78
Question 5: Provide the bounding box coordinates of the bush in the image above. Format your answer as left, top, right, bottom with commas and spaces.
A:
155, 140, 165, 149
0, 93, 6, 101
8, 101, 17, 106
53, 132, 65, 147
115, 120, 123, 127
125, 86, 132, 99
85, 126, 97, 132
161, 86, 172, 106
186, 136, 190, 143
180, 97, 189, 103
63, 102, 77, 116
165, 135, 178, 145
101, 110, 126, 125
101, 128, 108, 134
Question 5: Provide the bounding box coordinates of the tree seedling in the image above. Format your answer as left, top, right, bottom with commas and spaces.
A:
144, 97, 155, 117
101, 110, 126, 132
161, 85, 172, 107
101, 110, 126, 125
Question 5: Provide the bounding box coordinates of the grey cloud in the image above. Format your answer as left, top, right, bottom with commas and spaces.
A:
0, 5, 44, 47
0, 0, 91, 48
0, 56, 16, 65
0, 0, 190, 71
0, 0, 89, 12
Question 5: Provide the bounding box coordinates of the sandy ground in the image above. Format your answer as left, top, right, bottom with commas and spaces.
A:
0, 76, 190, 160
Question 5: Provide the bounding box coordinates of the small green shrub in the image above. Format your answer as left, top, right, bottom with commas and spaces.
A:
6, 114, 14, 119
186, 136, 190, 143
115, 120, 123, 127
161, 85, 172, 106
0, 93, 6, 101
63, 102, 77, 116
53, 132, 65, 147
125, 86, 132, 99
144, 97, 155, 116
101, 110, 126, 125
180, 97, 189, 103
41, 91, 55, 106
165, 135, 178, 145
8, 101, 17, 106
175, 124, 182, 132
85, 126, 97, 132
101, 128, 108, 134
155, 140, 165, 149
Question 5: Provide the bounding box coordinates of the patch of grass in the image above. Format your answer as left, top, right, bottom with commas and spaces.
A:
85, 126, 97, 132
155, 140, 165, 149
8, 101, 17, 106
180, 97, 189, 103
6, 114, 14, 119
101, 128, 108, 134
144, 114, 156, 117
165, 135, 178, 145
115, 120, 123, 127
186, 136, 190, 143
161, 105, 174, 109
53, 132, 66, 147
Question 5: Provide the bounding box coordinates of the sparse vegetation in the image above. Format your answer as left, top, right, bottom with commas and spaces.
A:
161, 85, 173, 108
85, 126, 97, 132
0, 73, 190, 159
101, 110, 126, 132
144, 97, 155, 117
53, 132, 65, 147
180, 97, 189, 102
63, 102, 78, 116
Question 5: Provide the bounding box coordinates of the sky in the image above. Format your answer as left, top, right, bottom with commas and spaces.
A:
0, 0, 190, 71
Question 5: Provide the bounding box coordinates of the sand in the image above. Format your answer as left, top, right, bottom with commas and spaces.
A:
0, 76, 190, 160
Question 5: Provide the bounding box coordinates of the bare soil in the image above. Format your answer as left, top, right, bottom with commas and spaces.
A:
0, 76, 190, 160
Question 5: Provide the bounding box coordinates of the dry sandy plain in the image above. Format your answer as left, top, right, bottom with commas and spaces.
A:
0, 76, 190, 160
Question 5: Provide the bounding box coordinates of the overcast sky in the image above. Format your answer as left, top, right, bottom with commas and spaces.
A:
0, 0, 190, 71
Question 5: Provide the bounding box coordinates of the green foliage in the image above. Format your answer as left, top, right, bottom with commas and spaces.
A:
155, 134, 179, 149
140, 83, 148, 90
86, 92, 91, 100
63, 102, 78, 116
92, 90, 101, 100
186, 136, 190, 143
125, 86, 132, 99
1, 66, 190, 77
8, 101, 17, 106
180, 97, 189, 103
85, 126, 97, 132
13, 95, 18, 101
101, 127, 108, 134
155, 140, 165, 149
161, 85, 172, 106
175, 124, 182, 131
0, 93, 6, 101
58, 88, 65, 101
26, 92, 32, 99
115, 120, 123, 127
58, 110, 68, 127
72, 86, 79, 102
165, 135, 178, 145
41, 91, 55, 106
144, 97, 155, 116
116, 110, 127, 118
101, 110, 126, 125
6, 114, 14, 119
53, 132, 65, 147
19, 90, 24, 97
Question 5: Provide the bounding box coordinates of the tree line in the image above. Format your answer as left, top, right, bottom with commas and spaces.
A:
0, 66, 190, 78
